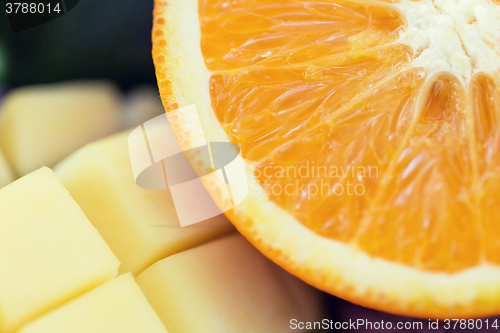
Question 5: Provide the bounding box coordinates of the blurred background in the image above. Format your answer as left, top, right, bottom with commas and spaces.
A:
0, 2, 486, 332
0, 0, 156, 89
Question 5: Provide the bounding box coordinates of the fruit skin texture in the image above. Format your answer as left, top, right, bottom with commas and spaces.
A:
152, 0, 500, 319
55, 129, 233, 275
0, 81, 121, 176
136, 233, 321, 333
18, 274, 169, 333
0, 167, 120, 333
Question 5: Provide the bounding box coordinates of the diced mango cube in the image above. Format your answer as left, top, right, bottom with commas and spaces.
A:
0, 81, 121, 176
136, 234, 322, 333
55, 130, 233, 275
0, 148, 14, 188
18, 274, 169, 333
0, 167, 120, 332
122, 86, 165, 128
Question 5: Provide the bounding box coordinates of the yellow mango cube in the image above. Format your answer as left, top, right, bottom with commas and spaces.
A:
0, 148, 14, 188
55, 130, 233, 275
0, 167, 120, 332
18, 274, 169, 333
122, 86, 165, 128
136, 234, 322, 333
0, 81, 121, 176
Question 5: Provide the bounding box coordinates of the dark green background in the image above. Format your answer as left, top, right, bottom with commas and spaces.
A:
0, 0, 156, 89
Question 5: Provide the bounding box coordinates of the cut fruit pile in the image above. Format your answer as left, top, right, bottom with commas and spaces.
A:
54, 129, 233, 275
0, 168, 120, 333
0, 83, 321, 332
152, 0, 500, 319
0, 82, 121, 176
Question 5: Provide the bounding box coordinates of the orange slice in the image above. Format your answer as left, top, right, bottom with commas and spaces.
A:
152, 0, 500, 319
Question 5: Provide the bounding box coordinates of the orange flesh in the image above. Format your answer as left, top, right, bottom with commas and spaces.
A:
199, 0, 500, 272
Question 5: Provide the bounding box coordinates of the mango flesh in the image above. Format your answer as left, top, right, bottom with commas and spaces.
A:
55, 129, 234, 275
0, 148, 13, 188
0, 81, 121, 176
122, 86, 165, 128
18, 274, 169, 333
0, 81, 323, 331
136, 233, 322, 333
0, 167, 120, 333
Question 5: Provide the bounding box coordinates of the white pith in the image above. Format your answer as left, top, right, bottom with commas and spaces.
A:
393, 0, 500, 84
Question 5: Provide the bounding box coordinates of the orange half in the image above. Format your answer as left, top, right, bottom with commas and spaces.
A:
152, 0, 500, 318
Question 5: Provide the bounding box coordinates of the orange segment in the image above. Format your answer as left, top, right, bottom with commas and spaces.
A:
357, 74, 478, 272
472, 74, 500, 262
200, 0, 404, 70
255, 69, 423, 242
210, 44, 412, 160
153, 0, 500, 319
